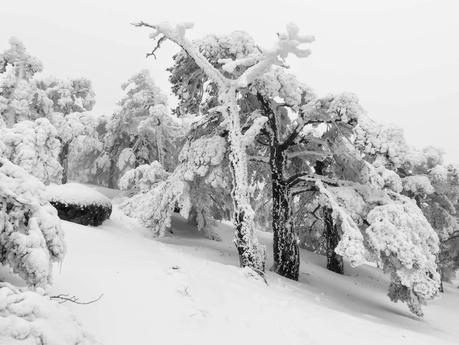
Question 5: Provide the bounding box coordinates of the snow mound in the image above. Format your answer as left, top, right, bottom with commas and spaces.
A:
46, 183, 111, 207
0, 283, 99, 345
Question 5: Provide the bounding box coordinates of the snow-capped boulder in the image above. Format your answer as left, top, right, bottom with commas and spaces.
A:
46, 183, 112, 226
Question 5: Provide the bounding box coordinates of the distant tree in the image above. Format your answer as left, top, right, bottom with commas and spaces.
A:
0, 37, 98, 183
0, 118, 62, 184
32, 77, 96, 183
100, 69, 182, 188
0, 37, 43, 126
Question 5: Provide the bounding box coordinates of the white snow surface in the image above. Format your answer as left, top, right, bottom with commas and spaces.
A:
46, 183, 111, 207
23, 185, 459, 345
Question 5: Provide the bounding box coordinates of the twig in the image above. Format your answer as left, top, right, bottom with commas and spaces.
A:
50, 293, 104, 305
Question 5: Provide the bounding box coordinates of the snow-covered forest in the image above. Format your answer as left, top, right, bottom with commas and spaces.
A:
1, 1, 459, 344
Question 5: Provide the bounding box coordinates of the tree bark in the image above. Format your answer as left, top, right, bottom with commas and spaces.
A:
107, 159, 116, 189
323, 207, 344, 274
59, 141, 70, 184
224, 87, 265, 272
258, 94, 300, 280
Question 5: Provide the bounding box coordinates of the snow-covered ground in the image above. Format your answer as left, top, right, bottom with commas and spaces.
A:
45, 186, 459, 345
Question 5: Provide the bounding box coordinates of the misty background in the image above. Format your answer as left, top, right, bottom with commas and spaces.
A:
1, 0, 458, 162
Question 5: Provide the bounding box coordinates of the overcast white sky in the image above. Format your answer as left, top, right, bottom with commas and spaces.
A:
1, 0, 458, 162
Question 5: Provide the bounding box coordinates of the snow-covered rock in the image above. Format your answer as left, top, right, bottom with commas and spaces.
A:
46, 183, 111, 226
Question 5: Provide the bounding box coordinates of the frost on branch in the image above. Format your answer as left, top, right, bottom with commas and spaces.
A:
0, 283, 99, 345
0, 158, 65, 287
315, 181, 368, 267
0, 118, 62, 184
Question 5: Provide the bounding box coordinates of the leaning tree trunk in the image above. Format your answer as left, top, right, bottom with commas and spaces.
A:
58, 141, 70, 184
323, 207, 344, 274
224, 86, 265, 272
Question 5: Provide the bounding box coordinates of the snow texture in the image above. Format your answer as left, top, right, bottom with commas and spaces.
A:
46, 183, 111, 208
0, 282, 98, 345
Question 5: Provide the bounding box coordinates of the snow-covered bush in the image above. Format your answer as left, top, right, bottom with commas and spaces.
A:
46, 183, 112, 226
365, 194, 440, 316
119, 160, 169, 195
120, 135, 230, 238
0, 158, 65, 287
99, 69, 183, 188
319, 180, 440, 316
0, 282, 98, 345
0, 118, 62, 184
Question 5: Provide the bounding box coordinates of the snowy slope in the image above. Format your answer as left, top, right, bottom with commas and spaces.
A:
48, 187, 459, 345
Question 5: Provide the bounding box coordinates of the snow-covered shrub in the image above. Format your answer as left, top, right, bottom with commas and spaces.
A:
120, 135, 229, 237
0, 158, 65, 287
119, 160, 169, 195
321, 180, 440, 316
0, 118, 62, 184
0, 282, 98, 345
99, 69, 183, 188
365, 194, 440, 316
46, 183, 112, 226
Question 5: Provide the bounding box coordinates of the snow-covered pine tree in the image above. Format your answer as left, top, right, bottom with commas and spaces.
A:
0, 117, 62, 184
0, 37, 43, 126
120, 134, 232, 240
398, 148, 459, 291
100, 69, 182, 188
0, 157, 65, 287
336, 116, 443, 315
68, 114, 110, 186
32, 77, 97, 183
0, 37, 99, 183
136, 21, 315, 273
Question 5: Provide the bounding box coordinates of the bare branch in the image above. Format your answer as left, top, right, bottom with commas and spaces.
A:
50, 293, 104, 305
248, 155, 269, 164
134, 21, 228, 87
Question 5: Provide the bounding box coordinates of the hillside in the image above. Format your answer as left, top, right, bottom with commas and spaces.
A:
45, 187, 459, 345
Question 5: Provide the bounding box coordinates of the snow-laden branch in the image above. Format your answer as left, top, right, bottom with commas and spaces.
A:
133, 21, 228, 88
315, 180, 368, 267
286, 172, 339, 188
235, 23, 314, 88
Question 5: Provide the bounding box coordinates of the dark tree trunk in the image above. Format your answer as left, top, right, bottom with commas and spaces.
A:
271, 175, 299, 280
258, 94, 299, 280
323, 207, 344, 274
439, 267, 445, 293
58, 142, 70, 184
107, 159, 116, 189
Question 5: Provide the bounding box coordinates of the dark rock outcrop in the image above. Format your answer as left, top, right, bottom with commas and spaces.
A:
50, 200, 112, 226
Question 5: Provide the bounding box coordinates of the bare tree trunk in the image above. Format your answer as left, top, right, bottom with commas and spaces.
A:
59, 141, 70, 184
323, 207, 344, 274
